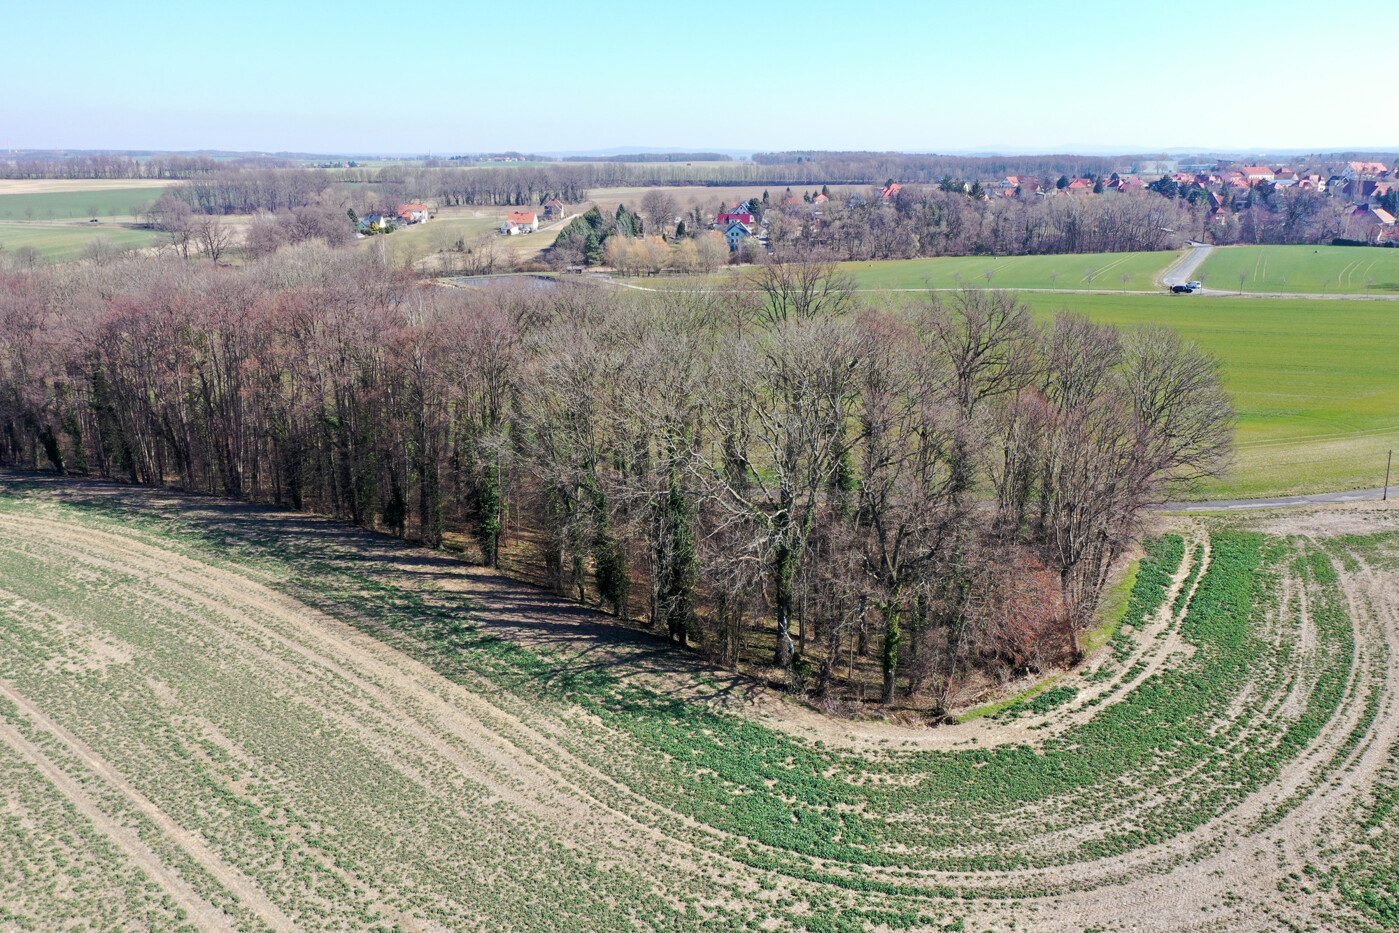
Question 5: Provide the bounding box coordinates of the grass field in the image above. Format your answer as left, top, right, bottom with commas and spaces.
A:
1198, 244, 1399, 295
603, 280, 1398, 499
840, 250, 1183, 291
0, 185, 172, 223
0, 476, 1396, 931
0, 222, 166, 263
361, 206, 571, 267
1015, 291, 1399, 498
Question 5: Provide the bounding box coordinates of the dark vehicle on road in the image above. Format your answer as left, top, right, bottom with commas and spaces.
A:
1171, 284, 1194, 294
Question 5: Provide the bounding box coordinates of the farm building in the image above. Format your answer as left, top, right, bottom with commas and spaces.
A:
542, 198, 565, 220
398, 204, 430, 224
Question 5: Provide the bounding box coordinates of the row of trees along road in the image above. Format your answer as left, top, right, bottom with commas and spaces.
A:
0, 246, 1232, 708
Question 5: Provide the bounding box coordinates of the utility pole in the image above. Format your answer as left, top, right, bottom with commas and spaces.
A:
1386, 449, 1394, 501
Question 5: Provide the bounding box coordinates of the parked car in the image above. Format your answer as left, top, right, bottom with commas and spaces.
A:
1186, 280, 1201, 289
1171, 284, 1194, 294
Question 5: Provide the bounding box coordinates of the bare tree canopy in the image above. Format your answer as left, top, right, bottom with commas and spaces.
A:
0, 254, 1232, 706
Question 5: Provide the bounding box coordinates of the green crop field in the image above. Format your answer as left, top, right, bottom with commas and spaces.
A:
1197, 244, 1399, 295
0, 476, 1395, 931
1015, 291, 1399, 498
600, 277, 1395, 499
0, 186, 171, 223
0, 222, 167, 263
841, 249, 1183, 292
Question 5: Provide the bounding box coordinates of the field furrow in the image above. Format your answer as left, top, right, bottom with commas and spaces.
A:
2, 476, 1398, 931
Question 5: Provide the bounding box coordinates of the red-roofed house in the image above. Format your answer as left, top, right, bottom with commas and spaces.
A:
1240, 166, 1275, 184
542, 198, 565, 220
1352, 204, 1396, 224
716, 211, 754, 227
882, 183, 902, 199
500, 211, 538, 235
399, 204, 430, 224
1066, 177, 1094, 191
1345, 161, 1390, 181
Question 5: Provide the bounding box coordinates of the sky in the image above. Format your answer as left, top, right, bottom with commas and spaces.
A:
3, 0, 1391, 156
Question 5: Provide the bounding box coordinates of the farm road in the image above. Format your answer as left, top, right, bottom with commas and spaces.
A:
1160, 242, 1211, 287
1163, 487, 1390, 511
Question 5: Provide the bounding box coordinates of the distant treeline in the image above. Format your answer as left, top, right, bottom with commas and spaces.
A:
0, 154, 295, 179
560, 153, 734, 163
766, 185, 1191, 258
752, 151, 1120, 182
171, 169, 342, 214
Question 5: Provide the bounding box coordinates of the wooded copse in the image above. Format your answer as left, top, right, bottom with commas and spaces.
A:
0, 247, 1232, 708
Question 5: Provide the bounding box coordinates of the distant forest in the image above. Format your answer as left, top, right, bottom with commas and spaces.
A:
561, 152, 735, 163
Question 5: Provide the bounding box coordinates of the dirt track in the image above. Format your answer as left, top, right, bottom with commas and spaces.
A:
0, 474, 1395, 931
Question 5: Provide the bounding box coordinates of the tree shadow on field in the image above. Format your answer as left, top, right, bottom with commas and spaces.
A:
0, 470, 766, 709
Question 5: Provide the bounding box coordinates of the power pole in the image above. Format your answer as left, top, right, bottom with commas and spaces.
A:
1386, 449, 1394, 501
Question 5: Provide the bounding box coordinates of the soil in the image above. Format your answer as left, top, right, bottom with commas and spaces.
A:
1, 473, 1396, 931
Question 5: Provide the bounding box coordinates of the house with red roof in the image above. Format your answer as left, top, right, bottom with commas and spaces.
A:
882, 183, 902, 199
1344, 161, 1390, 181
542, 198, 565, 220
716, 210, 754, 226
1352, 204, 1396, 225
1066, 177, 1094, 191
500, 211, 538, 235
1240, 166, 1275, 184
398, 204, 431, 224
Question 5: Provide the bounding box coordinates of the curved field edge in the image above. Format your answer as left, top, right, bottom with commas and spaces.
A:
0, 478, 1394, 931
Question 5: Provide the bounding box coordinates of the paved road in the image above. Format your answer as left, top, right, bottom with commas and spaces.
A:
1161, 243, 1212, 288
1161, 488, 1391, 512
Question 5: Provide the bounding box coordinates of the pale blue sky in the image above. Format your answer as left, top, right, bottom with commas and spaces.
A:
3, 0, 1389, 155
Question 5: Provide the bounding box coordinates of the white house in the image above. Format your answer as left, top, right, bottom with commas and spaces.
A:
722, 220, 752, 251
500, 211, 538, 235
